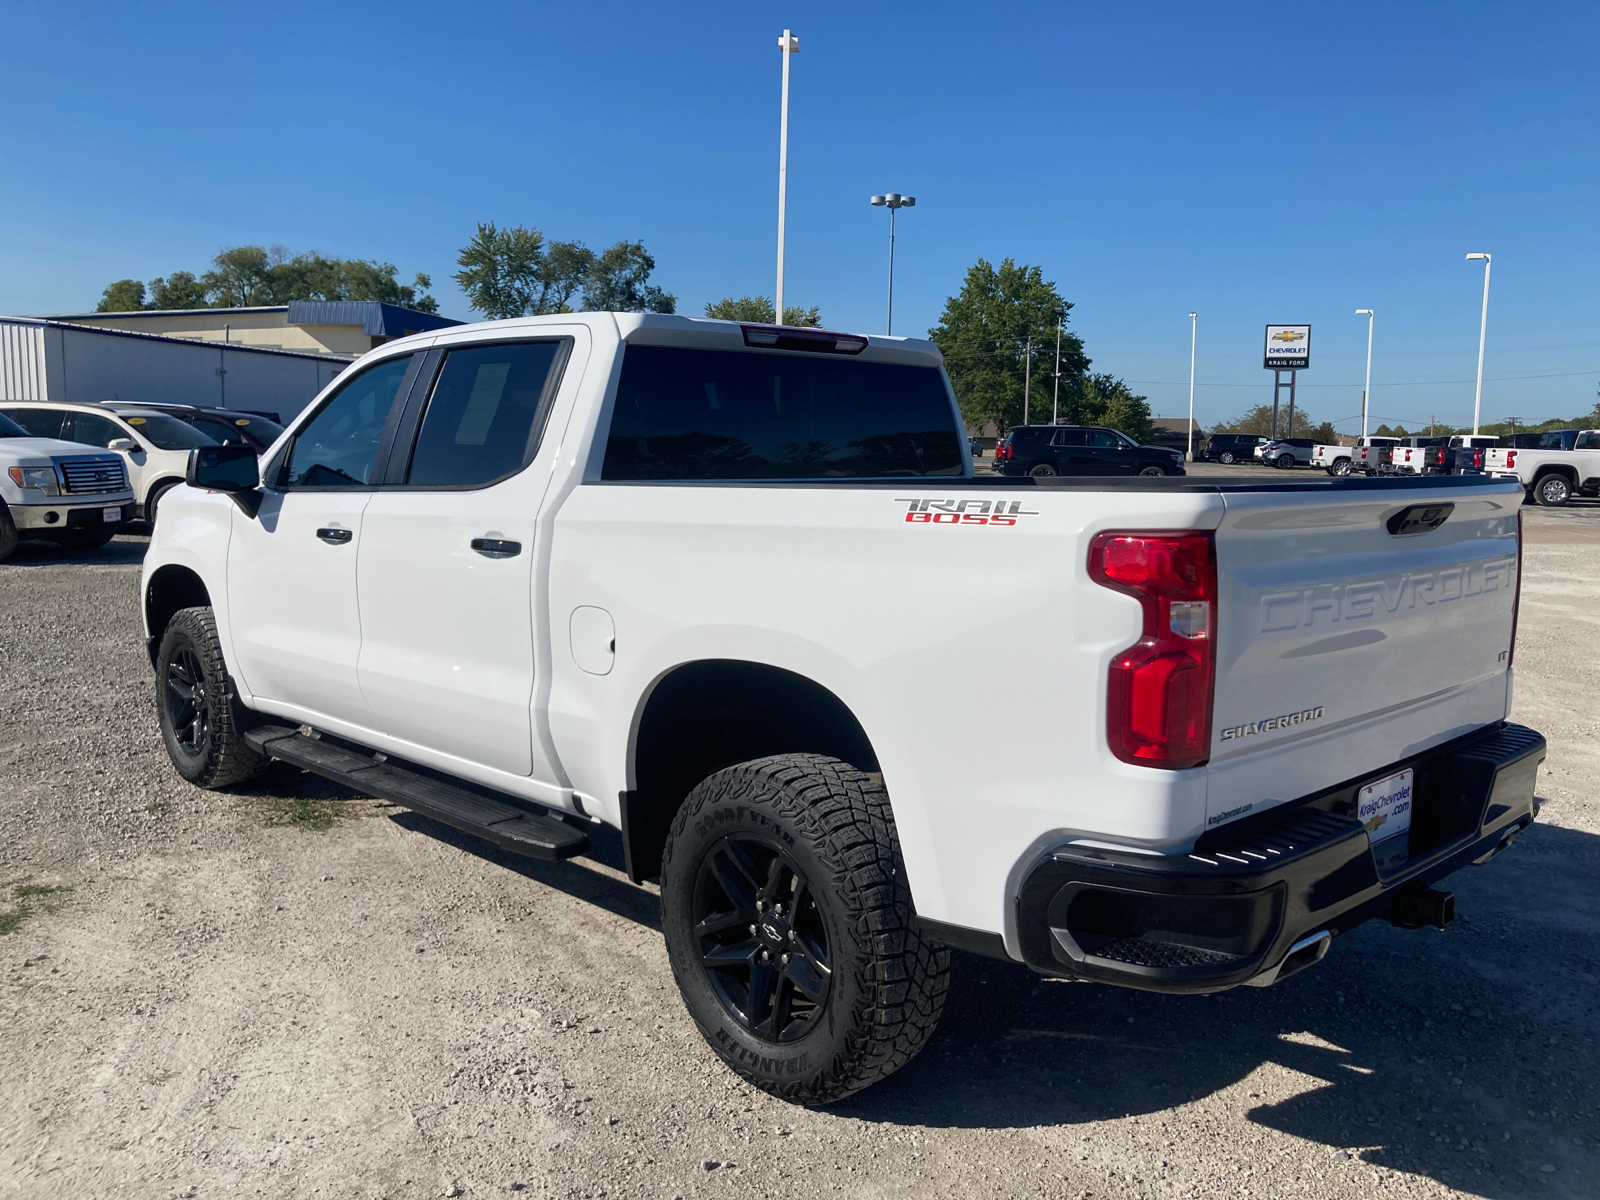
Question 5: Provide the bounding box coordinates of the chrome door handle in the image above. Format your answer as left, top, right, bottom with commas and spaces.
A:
316, 527, 353, 544
471, 537, 521, 557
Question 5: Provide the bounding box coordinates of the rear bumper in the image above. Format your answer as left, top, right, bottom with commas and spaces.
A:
10, 500, 135, 531
1016, 722, 1545, 993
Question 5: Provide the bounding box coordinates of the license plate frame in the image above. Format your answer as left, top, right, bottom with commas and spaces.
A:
102, 506, 122, 524
1358, 768, 1414, 845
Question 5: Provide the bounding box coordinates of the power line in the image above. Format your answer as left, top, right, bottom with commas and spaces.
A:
1123, 367, 1600, 389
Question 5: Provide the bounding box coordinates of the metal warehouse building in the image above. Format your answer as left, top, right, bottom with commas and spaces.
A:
1, 301, 463, 423
3, 315, 349, 423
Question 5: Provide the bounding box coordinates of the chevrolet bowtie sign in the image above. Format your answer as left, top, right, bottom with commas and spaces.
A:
1264, 324, 1312, 370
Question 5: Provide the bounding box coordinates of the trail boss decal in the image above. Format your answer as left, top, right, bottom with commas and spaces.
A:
896, 497, 1039, 526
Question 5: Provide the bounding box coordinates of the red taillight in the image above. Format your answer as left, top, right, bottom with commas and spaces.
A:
1509, 510, 1523, 669
1088, 531, 1217, 770
1473, 448, 1484, 468
1505, 450, 1517, 469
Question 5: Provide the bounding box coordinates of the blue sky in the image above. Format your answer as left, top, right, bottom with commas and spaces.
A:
3, 1, 1597, 431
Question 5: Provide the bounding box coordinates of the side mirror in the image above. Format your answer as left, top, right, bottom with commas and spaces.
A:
108, 438, 137, 451
187, 444, 261, 517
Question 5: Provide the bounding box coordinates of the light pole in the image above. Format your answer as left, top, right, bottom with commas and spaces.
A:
1187, 312, 1197, 460
1466, 253, 1491, 435
775, 30, 799, 324
869, 193, 915, 335
1356, 309, 1374, 439
1052, 307, 1065, 424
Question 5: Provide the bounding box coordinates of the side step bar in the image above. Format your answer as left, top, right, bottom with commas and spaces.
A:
244, 726, 590, 861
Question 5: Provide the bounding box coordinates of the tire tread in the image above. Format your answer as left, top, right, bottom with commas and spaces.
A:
663, 753, 950, 1105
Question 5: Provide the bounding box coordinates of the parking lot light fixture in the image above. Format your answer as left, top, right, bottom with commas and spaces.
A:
870, 193, 915, 335
1466, 253, 1491, 436
1356, 309, 1374, 439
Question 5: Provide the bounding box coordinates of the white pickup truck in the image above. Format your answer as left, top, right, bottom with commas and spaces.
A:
0, 410, 136, 561
141, 313, 1545, 1104
1483, 430, 1600, 506
1312, 435, 1399, 476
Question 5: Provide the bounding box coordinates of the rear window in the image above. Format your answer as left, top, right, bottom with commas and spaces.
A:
602, 345, 963, 480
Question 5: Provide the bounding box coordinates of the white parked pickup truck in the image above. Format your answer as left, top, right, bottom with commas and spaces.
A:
1483, 431, 1600, 506
140, 313, 1546, 1104
0, 410, 135, 561
1312, 435, 1399, 476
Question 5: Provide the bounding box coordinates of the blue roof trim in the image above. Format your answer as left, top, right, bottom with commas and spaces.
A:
285, 301, 463, 337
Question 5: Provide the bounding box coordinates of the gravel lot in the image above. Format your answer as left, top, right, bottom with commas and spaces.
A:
2, 493, 1597, 1200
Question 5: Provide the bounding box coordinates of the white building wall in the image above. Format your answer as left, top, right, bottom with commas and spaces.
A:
0, 318, 346, 423
0, 320, 49, 401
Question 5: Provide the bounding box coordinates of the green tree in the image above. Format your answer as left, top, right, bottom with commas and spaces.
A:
1077, 373, 1156, 445
1215, 403, 1335, 441
704, 295, 821, 326
147, 271, 208, 309
581, 241, 676, 313
201, 245, 275, 306
97, 279, 147, 311
454, 223, 674, 319
927, 258, 1088, 433
453, 223, 545, 318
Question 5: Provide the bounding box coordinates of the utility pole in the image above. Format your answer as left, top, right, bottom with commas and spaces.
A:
1052, 308, 1064, 424
1187, 312, 1197, 461
775, 30, 799, 324
1023, 336, 1032, 426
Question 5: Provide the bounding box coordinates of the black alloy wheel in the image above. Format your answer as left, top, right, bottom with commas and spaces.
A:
1276, 454, 1296, 469
1138, 465, 1168, 477
660, 754, 949, 1104
154, 606, 265, 788
1217, 450, 1236, 465
693, 836, 832, 1042
165, 645, 212, 759
1028, 461, 1057, 477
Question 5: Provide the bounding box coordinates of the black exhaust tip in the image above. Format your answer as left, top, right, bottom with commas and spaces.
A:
1388, 886, 1455, 931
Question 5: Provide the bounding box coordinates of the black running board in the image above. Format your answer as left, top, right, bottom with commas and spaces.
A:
244, 726, 590, 861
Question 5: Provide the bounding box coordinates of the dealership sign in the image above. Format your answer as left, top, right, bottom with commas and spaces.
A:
1264, 324, 1311, 370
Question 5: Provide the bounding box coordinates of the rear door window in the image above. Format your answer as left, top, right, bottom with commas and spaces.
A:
66, 411, 130, 448
2, 407, 65, 439
282, 354, 414, 488
404, 341, 567, 487
602, 345, 962, 480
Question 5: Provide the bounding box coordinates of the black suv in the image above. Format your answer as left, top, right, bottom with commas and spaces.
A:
997, 425, 1186, 477
1203, 433, 1268, 464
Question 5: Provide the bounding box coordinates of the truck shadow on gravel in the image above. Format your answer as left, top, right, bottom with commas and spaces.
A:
388, 811, 663, 932
837, 818, 1599, 1200
0, 533, 149, 568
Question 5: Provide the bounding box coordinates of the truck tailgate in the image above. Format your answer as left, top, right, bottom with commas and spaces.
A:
1205, 480, 1521, 827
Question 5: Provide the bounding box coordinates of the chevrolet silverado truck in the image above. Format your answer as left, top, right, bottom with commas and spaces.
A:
0, 410, 135, 561
140, 313, 1546, 1105
1312, 435, 1399, 476
1483, 432, 1600, 506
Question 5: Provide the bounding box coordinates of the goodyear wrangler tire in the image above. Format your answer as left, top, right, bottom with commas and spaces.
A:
155, 606, 266, 789
660, 754, 950, 1105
